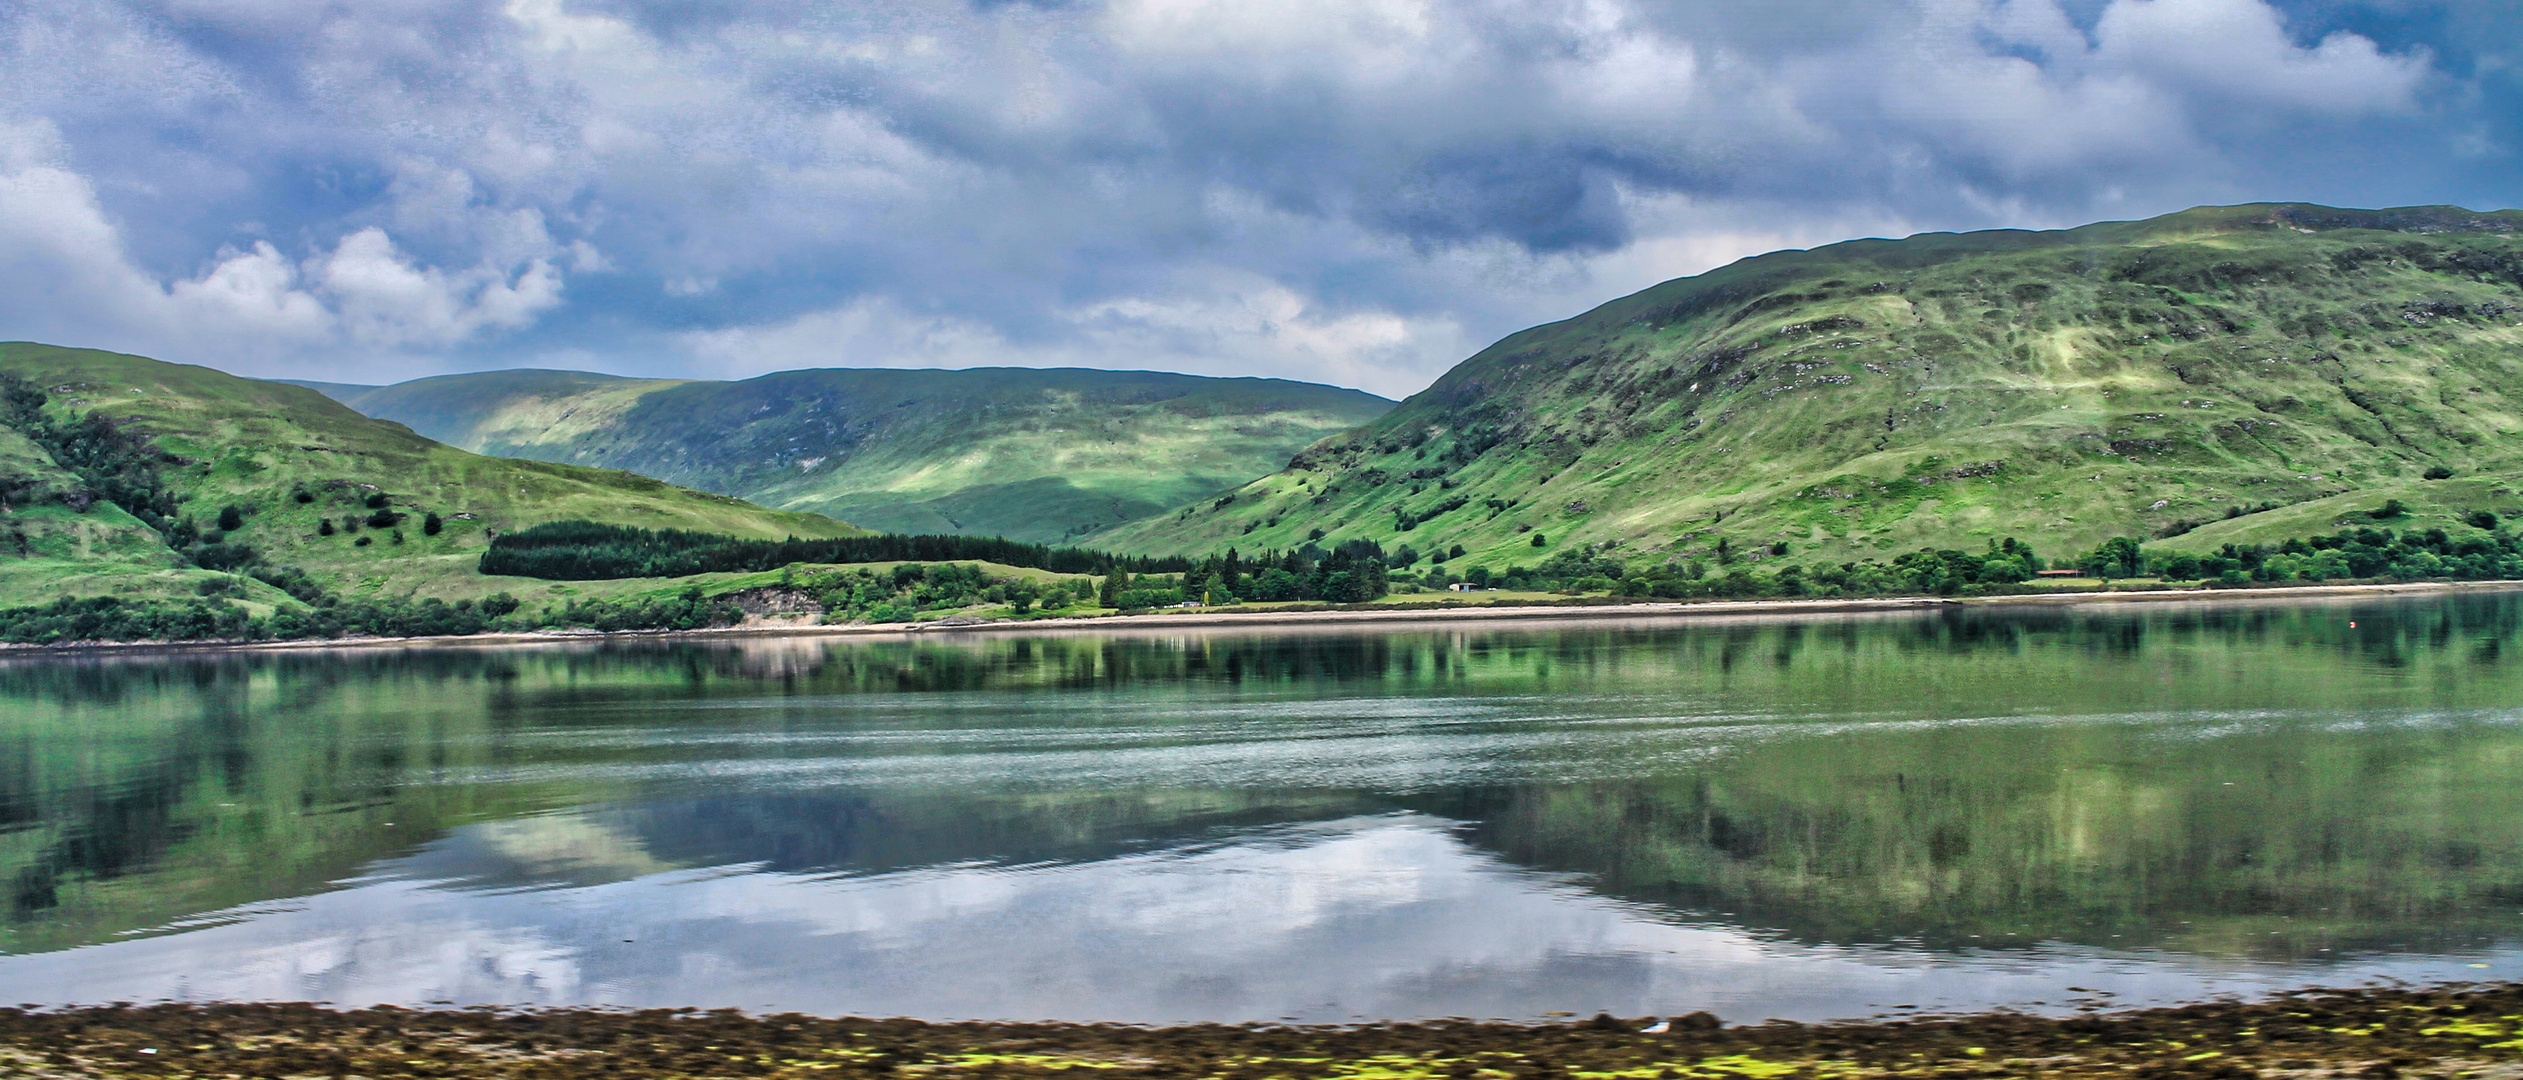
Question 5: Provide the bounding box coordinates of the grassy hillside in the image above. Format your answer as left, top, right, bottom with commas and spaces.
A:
318, 368, 1392, 543
0, 343, 863, 607
1099, 203, 2523, 570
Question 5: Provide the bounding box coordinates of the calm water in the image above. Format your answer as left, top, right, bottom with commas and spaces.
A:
3, 595, 2522, 1023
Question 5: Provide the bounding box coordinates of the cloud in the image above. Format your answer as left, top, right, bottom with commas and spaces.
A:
0, 0, 2502, 392
0, 117, 324, 353
0, 115, 568, 369
312, 225, 564, 348
166, 243, 335, 342
2090, 0, 2428, 114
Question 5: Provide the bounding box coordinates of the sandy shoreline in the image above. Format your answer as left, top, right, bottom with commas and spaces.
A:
9, 578, 2520, 657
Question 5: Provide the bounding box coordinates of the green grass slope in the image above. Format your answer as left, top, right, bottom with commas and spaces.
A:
326, 367, 1393, 543
313, 369, 683, 456
1098, 203, 2523, 568
0, 343, 864, 606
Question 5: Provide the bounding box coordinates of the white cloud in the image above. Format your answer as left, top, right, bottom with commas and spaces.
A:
0, 0, 2486, 390
2091, 0, 2429, 115
1103, 0, 1439, 64
0, 116, 565, 367
0, 118, 327, 353
567, 239, 612, 273
167, 243, 334, 341
311, 226, 563, 348
1780, 0, 2434, 190
0, 120, 165, 331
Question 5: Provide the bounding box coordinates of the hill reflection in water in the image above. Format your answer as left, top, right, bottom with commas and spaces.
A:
0, 595, 2518, 1020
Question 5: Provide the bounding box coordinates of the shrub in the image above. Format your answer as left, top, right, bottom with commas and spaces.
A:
190, 542, 256, 571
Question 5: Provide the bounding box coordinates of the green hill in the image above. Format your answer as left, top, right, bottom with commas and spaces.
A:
277, 379, 384, 402
1096, 203, 2523, 569
310, 367, 1393, 543
0, 343, 863, 607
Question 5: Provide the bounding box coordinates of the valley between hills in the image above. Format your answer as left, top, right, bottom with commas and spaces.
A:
304, 367, 1392, 544
5, 201, 2523, 642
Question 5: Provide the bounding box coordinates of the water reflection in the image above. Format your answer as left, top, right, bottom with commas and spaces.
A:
12, 811, 2513, 1023
0, 594, 2518, 1019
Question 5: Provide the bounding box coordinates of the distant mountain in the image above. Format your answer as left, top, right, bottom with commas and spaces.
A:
0, 343, 861, 606
277, 379, 383, 401
312, 368, 1393, 544
1097, 203, 2523, 566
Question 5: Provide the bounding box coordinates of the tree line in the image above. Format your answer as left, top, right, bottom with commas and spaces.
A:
478, 520, 1195, 580
1441, 516, 2522, 601
7, 518, 2516, 647
0, 586, 744, 646
2077, 515, 2521, 586
1390, 536, 2046, 599
781, 562, 1096, 622
1099, 538, 1396, 607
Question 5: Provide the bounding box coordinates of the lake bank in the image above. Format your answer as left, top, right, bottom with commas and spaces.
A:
8, 577, 2519, 655
12, 983, 2518, 1080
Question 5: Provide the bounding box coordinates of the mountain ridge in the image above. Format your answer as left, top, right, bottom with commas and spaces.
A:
1096, 202, 2523, 568
312, 366, 1392, 543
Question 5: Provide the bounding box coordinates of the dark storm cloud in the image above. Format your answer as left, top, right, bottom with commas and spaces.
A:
0, 0, 2508, 395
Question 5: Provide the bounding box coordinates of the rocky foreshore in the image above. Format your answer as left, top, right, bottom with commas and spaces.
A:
6, 984, 2521, 1080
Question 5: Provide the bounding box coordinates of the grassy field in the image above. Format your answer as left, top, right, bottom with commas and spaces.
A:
1099, 203, 2523, 574
0, 343, 864, 605
316, 367, 1393, 544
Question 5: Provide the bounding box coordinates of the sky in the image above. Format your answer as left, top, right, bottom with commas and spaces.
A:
0, 0, 2515, 398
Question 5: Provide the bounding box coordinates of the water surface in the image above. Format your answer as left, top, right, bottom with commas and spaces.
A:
3, 595, 2521, 1022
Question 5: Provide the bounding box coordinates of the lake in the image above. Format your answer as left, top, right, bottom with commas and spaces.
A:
2, 593, 2519, 1024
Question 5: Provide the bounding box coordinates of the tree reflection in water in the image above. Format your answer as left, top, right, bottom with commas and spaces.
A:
0, 592, 2515, 1007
